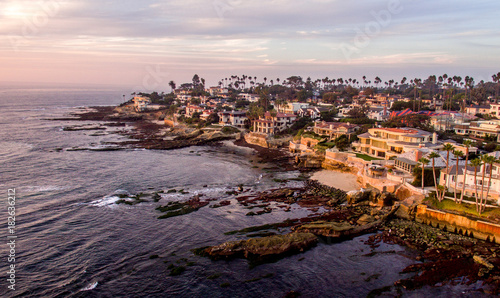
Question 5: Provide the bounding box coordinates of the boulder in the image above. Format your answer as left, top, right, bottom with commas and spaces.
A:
346, 188, 373, 205
473, 255, 495, 270
204, 232, 318, 260
357, 214, 376, 225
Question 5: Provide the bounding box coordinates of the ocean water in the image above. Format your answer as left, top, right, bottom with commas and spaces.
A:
0, 83, 486, 297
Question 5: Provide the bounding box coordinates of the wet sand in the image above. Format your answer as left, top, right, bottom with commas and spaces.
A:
311, 170, 361, 192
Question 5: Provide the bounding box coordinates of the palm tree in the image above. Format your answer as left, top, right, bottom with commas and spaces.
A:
418, 157, 430, 190
429, 152, 441, 200
452, 149, 464, 202
482, 155, 498, 214
479, 154, 495, 214
460, 140, 473, 203
442, 144, 455, 199
469, 158, 482, 212
168, 80, 176, 93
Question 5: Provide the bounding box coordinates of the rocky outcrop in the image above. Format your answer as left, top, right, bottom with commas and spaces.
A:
200, 232, 318, 260
244, 133, 269, 148
295, 153, 325, 169
322, 159, 354, 172
293, 204, 399, 238
346, 188, 396, 207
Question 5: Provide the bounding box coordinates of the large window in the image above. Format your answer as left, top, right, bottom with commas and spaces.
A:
372, 140, 388, 149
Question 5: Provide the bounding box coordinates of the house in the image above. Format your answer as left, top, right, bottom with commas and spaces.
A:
218, 111, 248, 128
297, 106, 331, 120
439, 151, 500, 202
176, 94, 192, 103
430, 112, 460, 131
200, 110, 215, 121
467, 120, 500, 140
466, 105, 490, 115
238, 93, 260, 102
185, 105, 205, 117
489, 103, 500, 117
366, 106, 390, 121
253, 112, 296, 135
132, 96, 151, 112
277, 102, 309, 115
394, 149, 447, 174
208, 87, 229, 97
352, 127, 441, 160
313, 121, 360, 140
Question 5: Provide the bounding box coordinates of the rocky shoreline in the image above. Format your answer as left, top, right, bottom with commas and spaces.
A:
54, 105, 240, 150
192, 182, 500, 295
59, 104, 500, 295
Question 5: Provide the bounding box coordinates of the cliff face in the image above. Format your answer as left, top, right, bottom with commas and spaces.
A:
244, 132, 269, 148
295, 153, 324, 168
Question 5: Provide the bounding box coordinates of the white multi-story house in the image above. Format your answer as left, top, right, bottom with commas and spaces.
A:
238, 93, 260, 102
440, 151, 500, 203
489, 103, 500, 117
219, 111, 248, 128
465, 105, 490, 115
352, 127, 441, 159
468, 120, 500, 140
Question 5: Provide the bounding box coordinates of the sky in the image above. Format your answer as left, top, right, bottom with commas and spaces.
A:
0, 0, 499, 91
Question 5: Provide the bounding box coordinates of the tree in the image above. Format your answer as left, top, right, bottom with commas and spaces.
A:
168, 80, 176, 93
346, 106, 366, 118
452, 149, 464, 202
442, 144, 455, 200
390, 101, 413, 111
334, 135, 350, 151
363, 87, 375, 97
247, 103, 264, 120
206, 112, 219, 124
478, 154, 496, 214
469, 158, 482, 211
482, 155, 497, 214
418, 157, 430, 190
429, 152, 442, 201
192, 74, 201, 88
460, 140, 473, 203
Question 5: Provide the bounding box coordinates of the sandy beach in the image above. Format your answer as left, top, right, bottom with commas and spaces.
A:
311, 170, 361, 192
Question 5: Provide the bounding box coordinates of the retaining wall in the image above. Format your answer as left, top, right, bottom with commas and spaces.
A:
415, 205, 500, 244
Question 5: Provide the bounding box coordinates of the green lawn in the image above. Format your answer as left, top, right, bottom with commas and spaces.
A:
355, 153, 383, 161
425, 196, 500, 220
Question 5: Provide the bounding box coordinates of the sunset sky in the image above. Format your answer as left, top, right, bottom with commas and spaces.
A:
1, 0, 499, 90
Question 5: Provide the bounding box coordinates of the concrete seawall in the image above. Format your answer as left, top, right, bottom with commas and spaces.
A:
415, 205, 500, 244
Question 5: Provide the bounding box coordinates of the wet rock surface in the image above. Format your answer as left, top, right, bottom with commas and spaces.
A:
197, 232, 318, 261
56, 106, 238, 150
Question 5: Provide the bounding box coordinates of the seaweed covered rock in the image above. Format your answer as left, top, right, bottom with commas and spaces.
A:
201, 233, 318, 260
293, 221, 353, 237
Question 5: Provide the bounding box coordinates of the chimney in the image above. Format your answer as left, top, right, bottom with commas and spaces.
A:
432, 132, 437, 144
329, 124, 333, 130
415, 150, 422, 162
